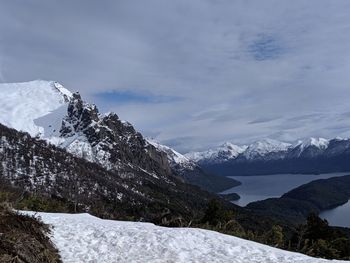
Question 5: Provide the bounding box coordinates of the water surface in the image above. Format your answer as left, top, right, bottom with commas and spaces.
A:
221, 172, 350, 227
222, 172, 349, 207
320, 201, 350, 228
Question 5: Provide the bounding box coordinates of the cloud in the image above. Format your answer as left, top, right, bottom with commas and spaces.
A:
248, 116, 282, 125
1, 0, 350, 152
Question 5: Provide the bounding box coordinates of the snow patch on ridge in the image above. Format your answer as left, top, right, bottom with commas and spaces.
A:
185, 142, 247, 163
295, 137, 330, 150
0, 80, 71, 137
243, 139, 292, 159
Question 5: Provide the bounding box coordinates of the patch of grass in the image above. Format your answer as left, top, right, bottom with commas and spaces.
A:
0, 204, 61, 263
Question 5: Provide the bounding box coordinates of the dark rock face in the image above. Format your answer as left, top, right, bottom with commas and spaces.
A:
58, 92, 171, 178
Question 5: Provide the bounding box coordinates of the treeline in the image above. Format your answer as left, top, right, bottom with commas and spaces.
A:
199, 199, 350, 260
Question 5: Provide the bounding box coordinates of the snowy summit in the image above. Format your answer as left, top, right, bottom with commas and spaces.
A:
0, 80, 72, 137
185, 142, 247, 163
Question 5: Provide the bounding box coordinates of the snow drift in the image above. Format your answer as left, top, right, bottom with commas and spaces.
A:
24, 212, 343, 263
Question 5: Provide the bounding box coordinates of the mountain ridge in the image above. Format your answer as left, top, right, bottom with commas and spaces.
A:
0, 80, 238, 193
186, 137, 350, 176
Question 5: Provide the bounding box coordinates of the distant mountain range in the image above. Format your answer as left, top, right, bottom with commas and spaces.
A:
186, 138, 350, 176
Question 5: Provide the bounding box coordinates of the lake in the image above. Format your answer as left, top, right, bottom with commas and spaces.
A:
221, 172, 350, 227
320, 201, 350, 228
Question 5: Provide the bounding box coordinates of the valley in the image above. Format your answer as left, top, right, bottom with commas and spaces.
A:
1, 81, 350, 261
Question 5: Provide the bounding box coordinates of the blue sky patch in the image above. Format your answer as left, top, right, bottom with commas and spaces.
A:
248, 35, 284, 61
95, 90, 182, 104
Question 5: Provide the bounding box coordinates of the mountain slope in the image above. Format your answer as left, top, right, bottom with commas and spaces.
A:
0, 80, 171, 179
147, 140, 241, 192
0, 79, 239, 193
23, 211, 342, 263
0, 123, 215, 222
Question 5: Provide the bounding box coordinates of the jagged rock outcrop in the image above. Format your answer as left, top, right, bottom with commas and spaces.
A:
58, 92, 172, 178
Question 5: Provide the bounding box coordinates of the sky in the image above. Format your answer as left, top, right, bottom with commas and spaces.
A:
1, 0, 350, 153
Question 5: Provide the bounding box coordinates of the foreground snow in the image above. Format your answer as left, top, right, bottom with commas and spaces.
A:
23, 212, 345, 263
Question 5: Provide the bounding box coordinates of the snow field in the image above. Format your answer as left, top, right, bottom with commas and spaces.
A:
23, 212, 345, 263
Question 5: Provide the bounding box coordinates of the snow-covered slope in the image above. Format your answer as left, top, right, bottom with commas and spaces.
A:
243, 139, 292, 160
301, 137, 329, 149
24, 212, 340, 263
0, 80, 72, 137
290, 138, 330, 158
185, 142, 247, 164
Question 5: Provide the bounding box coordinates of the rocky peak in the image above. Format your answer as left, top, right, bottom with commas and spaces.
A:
0, 80, 173, 181
60, 92, 99, 138
55, 92, 172, 178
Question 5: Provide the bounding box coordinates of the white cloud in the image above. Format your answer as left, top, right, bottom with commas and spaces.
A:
1, 0, 350, 152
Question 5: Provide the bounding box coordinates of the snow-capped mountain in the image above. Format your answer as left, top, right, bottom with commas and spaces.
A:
187, 139, 292, 164
185, 142, 247, 164
299, 137, 329, 149
187, 138, 338, 164
243, 139, 292, 160
187, 137, 350, 176
0, 116, 216, 222
287, 137, 330, 158
148, 139, 241, 192
0, 80, 172, 179
0, 80, 226, 217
